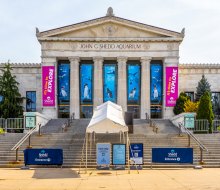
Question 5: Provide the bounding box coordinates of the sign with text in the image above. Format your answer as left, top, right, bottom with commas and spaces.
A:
184, 114, 195, 128
166, 67, 178, 107
96, 143, 111, 166
129, 143, 143, 165
42, 66, 55, 106
112, 144, 126, 165
24, 149, 63, 165
152, 148, 193, 164
25, 116, 35, 128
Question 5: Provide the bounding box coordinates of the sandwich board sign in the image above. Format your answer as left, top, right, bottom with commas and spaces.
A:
96, 143, 111, 167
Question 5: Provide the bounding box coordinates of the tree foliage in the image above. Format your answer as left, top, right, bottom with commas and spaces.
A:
173, 92, 189, 115
184, 100, 199, 113
0, 62, 24, 118
195, 74, 211, 101
196, 91, 214, 133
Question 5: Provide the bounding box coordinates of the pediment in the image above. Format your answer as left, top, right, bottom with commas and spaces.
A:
37, 16, 184, 41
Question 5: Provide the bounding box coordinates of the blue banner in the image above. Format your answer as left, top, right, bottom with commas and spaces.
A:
129, 143, 143, 165
152, 148, 193, 164
24, 149, 63, 165
112, 144, 126, 165
80, 64, 93, 103
58, 63, 70, 101
150, 64, 162, 105
97, 143, 111, 166
103, 65, 117, 103
127, 64, 141, 104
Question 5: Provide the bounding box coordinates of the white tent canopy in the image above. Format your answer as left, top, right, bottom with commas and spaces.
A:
86, 101, 128, 134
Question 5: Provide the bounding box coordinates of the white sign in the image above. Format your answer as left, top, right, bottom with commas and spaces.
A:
96, 143, 111, 166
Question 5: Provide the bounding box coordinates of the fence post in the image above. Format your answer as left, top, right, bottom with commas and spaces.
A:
5, 119, 7, 133
16, 148, 19, 162
27, 135, 32, 148
38, 123, 42, 136
178, 123, 182, 136
188, 134, 191, 147
199, 147, 204, 164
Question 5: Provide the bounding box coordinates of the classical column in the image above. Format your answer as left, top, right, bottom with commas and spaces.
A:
140, 57, 151, 119
93, 57, 104, 108
69, 57, 80, 119
117, 56, 127, 112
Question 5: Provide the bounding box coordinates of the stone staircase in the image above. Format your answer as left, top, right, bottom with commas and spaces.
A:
0, 119, 220, 168
194, 134, 220, 167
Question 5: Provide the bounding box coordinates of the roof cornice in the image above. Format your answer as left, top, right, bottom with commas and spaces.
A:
179, 63, 220, 69
37, 16, 184, 39
37, 37, 183, 42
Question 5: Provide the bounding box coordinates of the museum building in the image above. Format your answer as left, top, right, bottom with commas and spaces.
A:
1, 8, 220, 120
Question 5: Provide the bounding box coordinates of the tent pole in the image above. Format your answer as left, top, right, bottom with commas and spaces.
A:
127, 132, 130, 174
85, 133, 88, 174
90, 133, 92, 159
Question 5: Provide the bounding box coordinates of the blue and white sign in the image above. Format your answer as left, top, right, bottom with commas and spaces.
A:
24, 148, 63, 165
103, 65, 117, 103
112, 144, 126, 165
152, 148, 193, 164
80, 64, 93, 103
127, 64, 141, 104
58, 63, 70, 101
96, 143, 111, 166
129, 143, 143, 165
150, 63, 163, 105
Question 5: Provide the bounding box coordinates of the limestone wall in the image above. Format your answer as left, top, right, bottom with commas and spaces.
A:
179, 64, 220, 93
0, 63, 42, 113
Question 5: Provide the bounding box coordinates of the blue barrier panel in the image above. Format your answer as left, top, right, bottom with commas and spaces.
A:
152, 148, 193, 164
24, 149, 63, 165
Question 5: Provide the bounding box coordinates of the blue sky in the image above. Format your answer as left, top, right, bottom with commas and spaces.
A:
0, 0, 220, 63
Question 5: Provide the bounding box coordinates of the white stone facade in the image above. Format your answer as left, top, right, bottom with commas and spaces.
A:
1, 9, 219, 119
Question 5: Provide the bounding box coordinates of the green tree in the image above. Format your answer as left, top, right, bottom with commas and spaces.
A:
0, 62, 24, 118
173, 92, 189, 115
196, 91, 214, 133
184, 100, 199, 113
195, 74, 211, 101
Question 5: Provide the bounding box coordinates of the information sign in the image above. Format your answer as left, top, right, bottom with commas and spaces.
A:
96, 143, 111, 166
129, 143, 143, 165
112, 144, 126, 165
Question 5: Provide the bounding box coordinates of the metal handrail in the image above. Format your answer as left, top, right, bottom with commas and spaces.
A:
11, 125, 37, 151
178, 122, 208, 152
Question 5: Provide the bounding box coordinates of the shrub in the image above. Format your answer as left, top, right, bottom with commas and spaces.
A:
196, 91, 214, 133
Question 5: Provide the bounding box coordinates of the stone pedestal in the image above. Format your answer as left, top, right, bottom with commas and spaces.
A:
117, 56, 127, 112
140, 57, 151, 119
69, 57, 80, 119
93, 57, 103, 108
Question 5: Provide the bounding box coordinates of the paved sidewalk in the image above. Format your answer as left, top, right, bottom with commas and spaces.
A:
0, 168, 220, 190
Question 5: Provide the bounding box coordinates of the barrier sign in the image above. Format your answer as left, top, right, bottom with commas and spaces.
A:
24, 149, 63, 165
96, 143, 111, 166
129, 143, 143, 165
112, 144, 126, 165
152, 148, 193, 164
